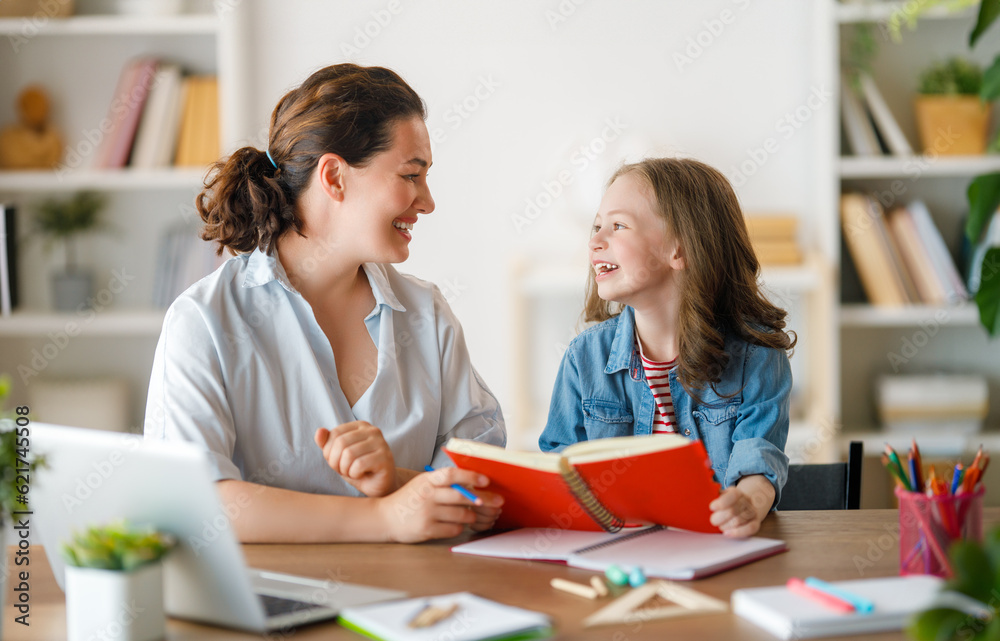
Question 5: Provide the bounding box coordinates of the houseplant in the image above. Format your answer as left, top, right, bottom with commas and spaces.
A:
908, 526, 1000, 640
33, 190, 107, 312
915, 57, 990, 155
963, 0, 1000, 338
62, 521, 175, 641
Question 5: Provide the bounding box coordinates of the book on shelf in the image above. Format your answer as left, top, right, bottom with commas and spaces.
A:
0, 203, 17, 317
443, 434, 721, 534
130, 63, 184, 169
93, 57, 160, 169
887, 206, 948, 305
906, 200, 968, 304
839, 193, 908, 306
858, 72, 914, 156
452, 525, 785, 580
152, 225, 224, 308
745, 214, 801, 266
877, 373, 988, 434
840, 72, 881, 156
174, 75, 220, 167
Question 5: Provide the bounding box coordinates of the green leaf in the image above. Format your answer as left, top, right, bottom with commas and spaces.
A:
908, 607, 975, 641
975, 248, 1000, 337
967, 174, 1000, 243
950, 540, 995, 602
970, 0, 1000, 48
982, 55, 1000, 101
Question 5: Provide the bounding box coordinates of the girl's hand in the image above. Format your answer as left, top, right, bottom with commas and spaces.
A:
315, 423, 396, 497
376, 468, 500, 543
709, 486, 763, 537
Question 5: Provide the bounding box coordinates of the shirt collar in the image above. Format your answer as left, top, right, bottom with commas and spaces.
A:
606, 306, 636, 374
243, 247, 297, 293
242, 247, 406, 314
361, 263, 406, 315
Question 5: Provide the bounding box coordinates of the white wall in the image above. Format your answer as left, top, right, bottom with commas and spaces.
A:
236, 0, 826, 444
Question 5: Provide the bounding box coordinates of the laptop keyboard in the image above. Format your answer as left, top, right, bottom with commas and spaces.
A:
258, 593, 325, 617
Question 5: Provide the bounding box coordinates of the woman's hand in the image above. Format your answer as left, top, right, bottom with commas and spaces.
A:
709, 475, 775, 538
376, 468, 502, 543
315, 423, 397, 497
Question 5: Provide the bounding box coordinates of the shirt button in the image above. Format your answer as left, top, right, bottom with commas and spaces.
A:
684, 429, 691, 436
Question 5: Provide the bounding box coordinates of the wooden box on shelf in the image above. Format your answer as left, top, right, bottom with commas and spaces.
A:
0, 0, 74, 17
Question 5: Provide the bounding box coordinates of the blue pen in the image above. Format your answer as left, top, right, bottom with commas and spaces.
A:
423, 465, 481, 504
804, 577, 874, 614
951, 464, 965, 495
908, 455, 920, 492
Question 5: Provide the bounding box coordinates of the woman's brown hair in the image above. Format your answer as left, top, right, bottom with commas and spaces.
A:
198, 64, 426, 255
582, 157, 796, 398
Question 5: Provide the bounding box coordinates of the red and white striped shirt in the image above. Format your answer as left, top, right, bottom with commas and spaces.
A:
639, 348, 678, 434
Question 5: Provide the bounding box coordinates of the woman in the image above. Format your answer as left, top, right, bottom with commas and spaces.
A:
144, 64, 505, 543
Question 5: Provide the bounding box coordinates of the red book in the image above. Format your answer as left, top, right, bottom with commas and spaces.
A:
94, 57, 159, 169
444, 435, 721, 533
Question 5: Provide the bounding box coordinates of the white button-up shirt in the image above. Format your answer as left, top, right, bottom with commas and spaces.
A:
143, 248, 506, 497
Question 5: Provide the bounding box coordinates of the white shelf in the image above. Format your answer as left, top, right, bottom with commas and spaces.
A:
840, 303, 980, 327
760, 253, 826, 293
0, 14, 219, 35
0, 309, 165, 336
839, 155, 1000, 178
0, 168, 209, 192
836, 2, 977, 24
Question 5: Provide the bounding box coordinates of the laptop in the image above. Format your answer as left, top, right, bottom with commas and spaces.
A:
30, 423, 406, 633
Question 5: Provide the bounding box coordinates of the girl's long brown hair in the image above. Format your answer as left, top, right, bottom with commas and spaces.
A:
197, 64, 426, 255
582, 157, 796, 398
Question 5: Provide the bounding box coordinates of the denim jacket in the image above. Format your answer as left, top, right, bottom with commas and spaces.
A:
539, 306, 790, 506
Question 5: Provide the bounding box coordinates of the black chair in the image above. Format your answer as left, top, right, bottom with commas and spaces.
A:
776, 441, 863, 510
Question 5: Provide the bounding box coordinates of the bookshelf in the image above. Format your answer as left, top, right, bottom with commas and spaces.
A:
830, 0, 1000, 501
0, 2, 243, 431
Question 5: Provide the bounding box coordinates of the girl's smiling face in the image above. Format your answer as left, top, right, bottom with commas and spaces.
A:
588, 172, 684, 308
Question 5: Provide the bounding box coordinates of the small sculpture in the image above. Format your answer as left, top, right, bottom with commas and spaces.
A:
0, 85, 63, 169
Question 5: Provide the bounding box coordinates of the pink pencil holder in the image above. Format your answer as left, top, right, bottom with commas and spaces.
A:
896, 486, 984, 578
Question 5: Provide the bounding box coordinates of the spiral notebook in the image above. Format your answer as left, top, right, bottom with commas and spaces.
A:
452, 525, 785, 580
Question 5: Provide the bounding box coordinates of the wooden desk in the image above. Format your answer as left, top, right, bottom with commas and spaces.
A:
10, 509, 997, 640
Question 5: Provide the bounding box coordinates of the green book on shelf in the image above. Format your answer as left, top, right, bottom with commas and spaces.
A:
338, 592, 553, 641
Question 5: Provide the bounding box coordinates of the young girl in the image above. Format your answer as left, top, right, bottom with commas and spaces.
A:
144, 64, 505, 543
539, 157, 795, 538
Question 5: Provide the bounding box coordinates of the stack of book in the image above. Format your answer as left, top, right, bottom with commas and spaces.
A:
877, 374, 988, 435
152, 226, 225, 308
840, 70, 914, 156
840, 193, 968, 306
745, 215, 801, 266
93, 56, 219, 170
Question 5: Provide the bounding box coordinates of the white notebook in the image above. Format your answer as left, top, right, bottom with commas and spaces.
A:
732, 575, 944, 639
338, 592, 552, 641
453, 526, 786, 580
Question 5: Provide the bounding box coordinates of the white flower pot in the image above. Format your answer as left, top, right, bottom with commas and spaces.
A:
65, 563, 165, 641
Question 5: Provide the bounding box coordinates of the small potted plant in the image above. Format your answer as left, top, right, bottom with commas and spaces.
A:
0, 374, 46, 640
62, 521, 175, 641
34, 191, 107, 312
914, 57, 991, 155
908, 526, 1000, 640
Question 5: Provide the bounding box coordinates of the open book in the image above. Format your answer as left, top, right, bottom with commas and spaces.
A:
444, 434, 721, 533
452, 526, 785, 580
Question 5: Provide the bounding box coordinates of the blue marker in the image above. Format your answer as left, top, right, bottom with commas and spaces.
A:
424, 465, 481, 504
804, 577, 874, 614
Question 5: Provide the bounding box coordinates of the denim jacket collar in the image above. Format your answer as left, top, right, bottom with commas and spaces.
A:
606, 306, 637, 375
